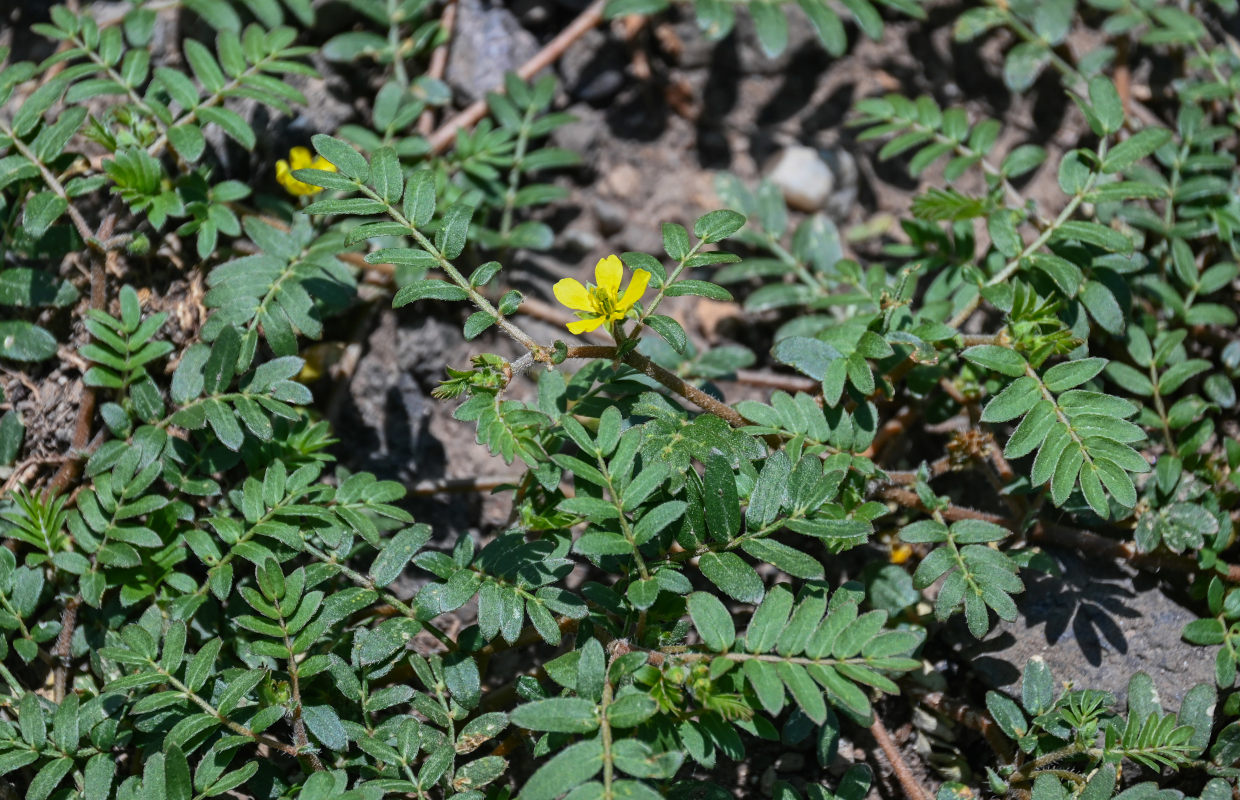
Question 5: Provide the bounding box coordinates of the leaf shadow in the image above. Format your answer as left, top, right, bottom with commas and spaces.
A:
1018, 547, 1141, 666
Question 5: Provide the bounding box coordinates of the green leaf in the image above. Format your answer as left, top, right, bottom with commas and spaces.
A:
1079, 765, 1116, 800
1004, 41, 1050, 92
772, 336, 842, 381
606, 693, 658, 728
1042, 357, 1106, 392
1079, 280, 1124, 334
202, 324, 241, 394
302, 197, 386, 216
394, 280, 468, 306
167, 123, 206, 162
463, 311, 497, 340
19, 691, 47, 747
197, 106, 254, 149
839, 0, 882, 39
778, 661, 828, 724
644, 314, 688, 354
0, 321, 57, 361
603, 0, 670, 17
511, 698, 599, 733
164, 744, 192, 800
963, 345, 1027, 377
980, 376, 1040, 423
1021, 656, 1054, 715
703, 453, 740, 541
693, 209, 746, 243
370, 146, 403, 203
520, 739, 604, 800
371, 525, 432, 586
985, 691, 1028, 740
688, 591, 735, 651
664, 280, 732, 301
1054, 221, 1132, 254
457, 712, 509, 754
28, 757, 72, 800
987, 209, 1023, 258
437, 203, 474, 260
1033, 0, 1072, 45
745, 584, 794, 653
1089, 76, 1124, 135
22, 191, 67, 240
302, 704, 348, 750
662, 222, 691, 260
750, 1, 789, 57
0, 410, 23, 464
82, 754, 115, 800
405, 169, 437, 226
699, 552, 764, 603
1103, 128, 1172, 174
311, 134, 369, 181
799, 0, 846, 55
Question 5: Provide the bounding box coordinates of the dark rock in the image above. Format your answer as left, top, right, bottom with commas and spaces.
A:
593, 198, 626, 236
282, 62, 358, 138
551, 103, 604, 159
512, 0, 553, 26
340, 313, 441, 481
446, 0, 540, 102
618, 221, 664, 257
561, 227, 601, 254
822, 148, 858, 222
559, 28, 627, 104
951, 548, 1214, 710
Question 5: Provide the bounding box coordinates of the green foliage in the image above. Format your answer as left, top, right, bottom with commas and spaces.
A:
983, 659, 1222, 794
603, 0, 926, 57
0, 0, 1238, 798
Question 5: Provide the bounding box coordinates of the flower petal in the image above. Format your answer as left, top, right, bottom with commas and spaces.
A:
616, 269, 651, 311
311, 155, 338, 174
289, 147, 313, 170
595, 254, 623, 297
553, 279, 593, 311
567, 316, 607, 335
276, 160, 303, 194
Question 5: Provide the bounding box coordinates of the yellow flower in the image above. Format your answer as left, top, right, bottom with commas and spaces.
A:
553, 255, 651, 335
275, 146, 336, 196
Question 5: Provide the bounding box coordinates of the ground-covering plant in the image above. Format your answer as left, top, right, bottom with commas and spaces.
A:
0, 0, 1238, 798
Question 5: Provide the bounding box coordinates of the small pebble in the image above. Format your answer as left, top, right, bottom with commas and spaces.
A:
604, 163, 642, 198
766, 145, 834, 212
446, 0, 539, 102
822, 148, 859, 220
593, 199, 626, 236
561, 228, 601, 254
759, 765, 777, 796
559, 29, 626, 103
512, 0, 552, 25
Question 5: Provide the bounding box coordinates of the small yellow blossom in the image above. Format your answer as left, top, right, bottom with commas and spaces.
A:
275, 146, 336, 196
553, 254, 650, 335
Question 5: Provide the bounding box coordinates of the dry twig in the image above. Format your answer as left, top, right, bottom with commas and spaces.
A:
427, 0, 607, 153
869, 715, 932, 800
417, 0, 459, 136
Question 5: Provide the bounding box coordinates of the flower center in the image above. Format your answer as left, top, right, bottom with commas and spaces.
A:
589, 286, 617, 316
